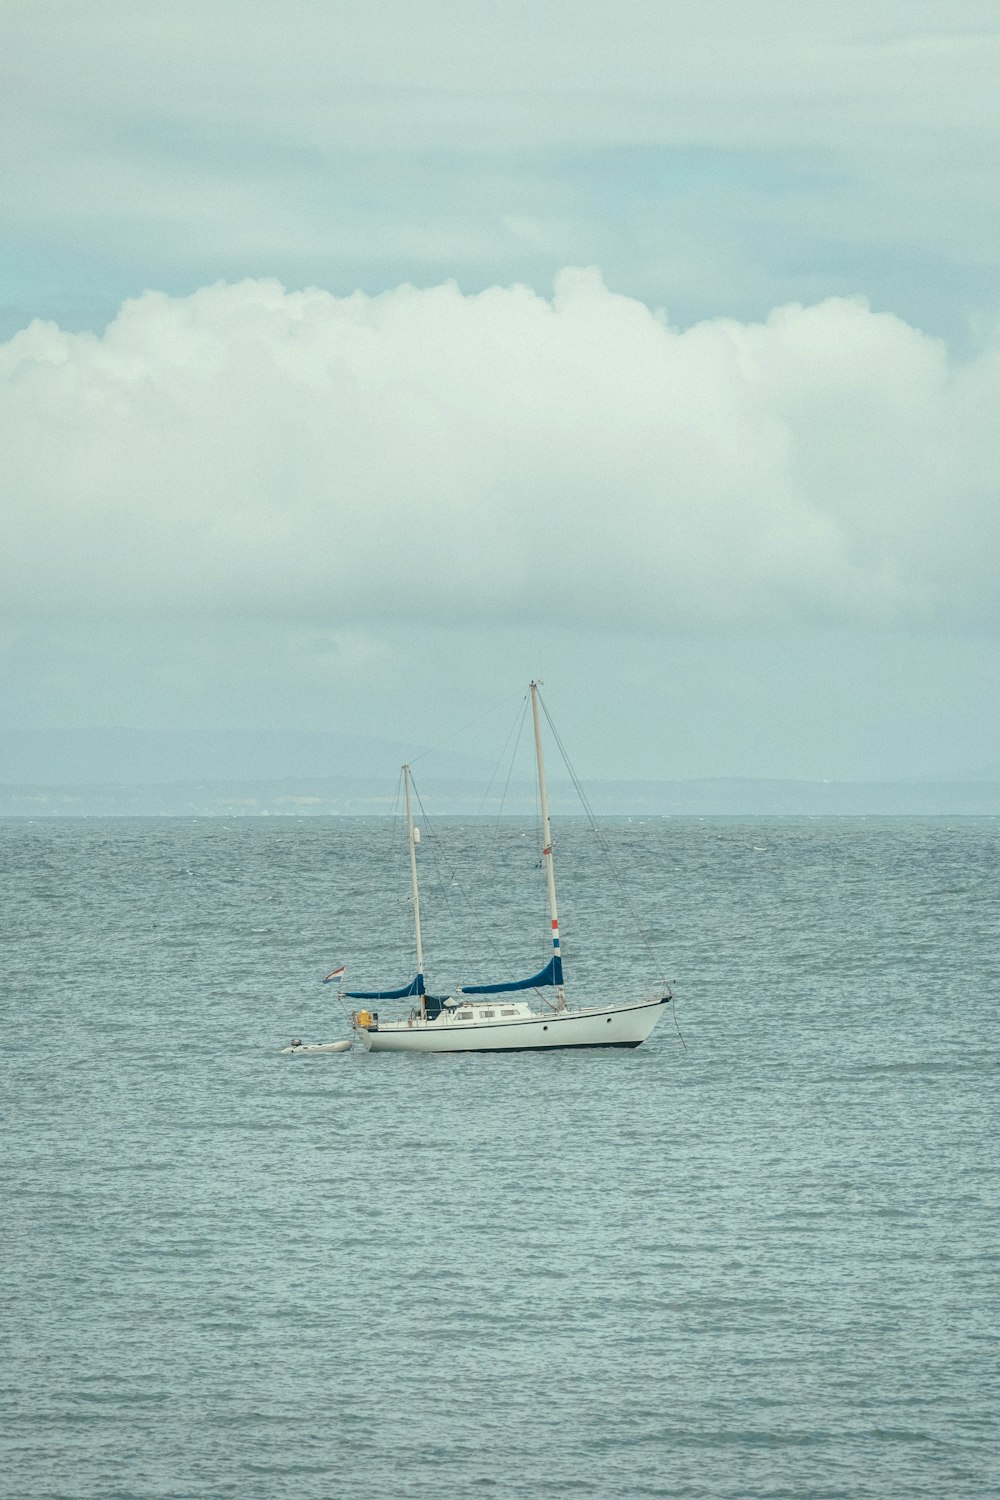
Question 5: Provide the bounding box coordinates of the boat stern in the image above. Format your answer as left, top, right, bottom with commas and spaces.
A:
352, 1009, 378, 1050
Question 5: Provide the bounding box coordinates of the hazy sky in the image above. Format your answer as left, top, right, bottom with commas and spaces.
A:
3, 0, 1000, 782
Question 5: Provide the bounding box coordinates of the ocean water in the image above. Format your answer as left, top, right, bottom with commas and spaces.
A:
2, 815, 998, 1500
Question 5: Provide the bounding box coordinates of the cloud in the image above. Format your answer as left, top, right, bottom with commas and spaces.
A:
3, 270, 999, 634
2, 2, 998, 339
6, 2, 997, 152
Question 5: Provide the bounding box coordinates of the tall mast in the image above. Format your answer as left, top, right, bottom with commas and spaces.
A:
530, 681, 566, 1009
402, 764, 424, 980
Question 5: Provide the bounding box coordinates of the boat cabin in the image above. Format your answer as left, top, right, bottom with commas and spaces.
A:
440, 1000, 534, 1024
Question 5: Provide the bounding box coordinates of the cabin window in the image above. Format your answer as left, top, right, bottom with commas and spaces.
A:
456, 1012, 472, 1021
483, 1010, 495, 1019
501, 1009, 517, 1016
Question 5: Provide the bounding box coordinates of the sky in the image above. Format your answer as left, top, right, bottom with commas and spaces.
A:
3, 0, 1000, 784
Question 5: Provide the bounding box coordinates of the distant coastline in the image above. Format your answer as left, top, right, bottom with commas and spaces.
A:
4, 776, 1000, 817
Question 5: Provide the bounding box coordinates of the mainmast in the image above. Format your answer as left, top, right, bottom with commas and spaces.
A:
530, 681, 566, 1010
402, 764, 424, 983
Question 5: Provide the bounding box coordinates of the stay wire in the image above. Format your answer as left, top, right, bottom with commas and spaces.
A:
467, 697, 560, 1009
409, 769, 509, 984
335, 768, 411, 995
407, 687, 527, 768
537, 688, 685, 1044
473, 695, 530, 924
410, 709, 559, 1008
404, 687, 532, 981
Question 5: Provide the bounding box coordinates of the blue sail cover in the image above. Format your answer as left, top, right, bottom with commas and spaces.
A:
344, 973, 425, 1001
460, 955, 563, 995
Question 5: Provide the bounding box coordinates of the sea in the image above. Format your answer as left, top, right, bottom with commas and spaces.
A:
2, 815, 998, 1500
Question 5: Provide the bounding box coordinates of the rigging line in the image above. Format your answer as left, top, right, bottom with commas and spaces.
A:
403, 695, 526, 930
370, 769, 407, 929
412, 699, 529, 964
409, 769, 510, 979
526, 707, 561, 1013
332, 991, 357, 1027
460, 695, 555, 994
473, 695, 529, 925
471, 691, 529, 821
386, 769, 417, 969
672, 1000, 688, 1051
407, 686, 527, 767
404, 691, 533, 984
390, 769, 416, 970
407, 770, 465, 968
344, 767, 410, 986
406, 770, 476, 981
409, 713, 553, 995
537, 688, 672, 994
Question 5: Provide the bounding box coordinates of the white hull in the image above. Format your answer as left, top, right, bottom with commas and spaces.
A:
281, 1038, 353, 1054
358, 996, 669, 1053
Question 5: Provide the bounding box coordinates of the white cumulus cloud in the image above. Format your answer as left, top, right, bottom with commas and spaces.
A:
3, 269, 999, 632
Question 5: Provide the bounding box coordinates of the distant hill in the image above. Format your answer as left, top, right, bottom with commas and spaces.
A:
0, 728, 493, 786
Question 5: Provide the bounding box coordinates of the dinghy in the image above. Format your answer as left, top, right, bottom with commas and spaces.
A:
280, 1038, 353, 1055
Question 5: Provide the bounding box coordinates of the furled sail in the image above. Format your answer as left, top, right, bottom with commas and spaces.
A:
460, 955, 563, 995
345, 973, 426, 1000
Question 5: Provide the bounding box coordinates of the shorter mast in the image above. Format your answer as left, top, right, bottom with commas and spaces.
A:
402, 764, 425, 987
530, 681, 566, 1010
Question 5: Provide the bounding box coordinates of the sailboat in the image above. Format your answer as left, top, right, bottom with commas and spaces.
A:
343, 681, 673, 1053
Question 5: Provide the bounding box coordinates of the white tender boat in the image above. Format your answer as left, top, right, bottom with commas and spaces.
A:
343, 681, 673, 1054
280, 1038, 353, 1055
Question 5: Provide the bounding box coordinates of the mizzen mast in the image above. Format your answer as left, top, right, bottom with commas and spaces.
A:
530, 680, 566, 1010
402, 764, 424, 984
